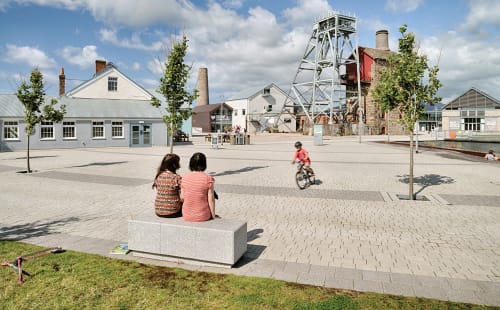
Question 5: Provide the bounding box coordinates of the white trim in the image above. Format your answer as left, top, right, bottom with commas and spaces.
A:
3, 120, 19, 140
92, 121, 106, 139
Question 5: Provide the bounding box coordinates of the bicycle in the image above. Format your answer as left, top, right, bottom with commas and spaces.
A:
295, 162, 315, 189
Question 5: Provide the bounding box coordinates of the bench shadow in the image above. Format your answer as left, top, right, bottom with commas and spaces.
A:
233, 228, 266, 267
210, 166, 268, 177
397, 173, 455, 195
0, 217, 81, 241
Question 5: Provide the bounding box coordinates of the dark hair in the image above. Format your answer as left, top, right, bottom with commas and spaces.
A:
189, 152, 207, 172
152, 153, 180, 189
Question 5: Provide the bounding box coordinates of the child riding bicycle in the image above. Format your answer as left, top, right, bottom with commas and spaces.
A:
291, 141, 315, 176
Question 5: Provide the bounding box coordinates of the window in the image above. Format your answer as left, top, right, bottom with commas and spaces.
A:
92, 121, 105, 138
462, 118, 482, 131
108, 77, 118, 91
234, 110, 238, 116
62, 121, 76, 139
242, 109, 246, 115
262, 88, 271, 97
3, 121, 19, 140
40, 121, 54, 139
267, 105, 272, 112
112, 121, 123, 138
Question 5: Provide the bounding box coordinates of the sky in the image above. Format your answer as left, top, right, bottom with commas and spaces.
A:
0, 0, 499, 105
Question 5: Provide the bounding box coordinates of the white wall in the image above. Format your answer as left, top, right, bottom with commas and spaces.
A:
71, 70, 151, 100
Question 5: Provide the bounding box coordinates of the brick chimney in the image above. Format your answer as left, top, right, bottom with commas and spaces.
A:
95, 59, 106, 74
59, 67, 65, 96
375, 30, 390, 50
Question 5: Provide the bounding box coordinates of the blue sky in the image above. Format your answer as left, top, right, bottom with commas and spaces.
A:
0, 0, 499, 104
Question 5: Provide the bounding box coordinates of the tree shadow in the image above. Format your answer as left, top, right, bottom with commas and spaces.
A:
70, 161, 128, 168
210, 166, 268, 177
397, 173, 455, 195
0, 217, 81, 241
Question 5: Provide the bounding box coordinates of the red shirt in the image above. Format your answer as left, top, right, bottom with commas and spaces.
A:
293, 148, 310, 164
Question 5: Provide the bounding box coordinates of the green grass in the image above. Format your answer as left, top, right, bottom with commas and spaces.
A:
0, 240, 495, 309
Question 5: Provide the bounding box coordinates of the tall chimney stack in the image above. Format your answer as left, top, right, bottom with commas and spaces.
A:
375, 30, 389, 50
95, 59, 106, 74
196, 67, 209, 106
59, 67, 65, 97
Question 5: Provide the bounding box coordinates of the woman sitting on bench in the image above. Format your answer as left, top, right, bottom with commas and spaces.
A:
181, 152, 216, 222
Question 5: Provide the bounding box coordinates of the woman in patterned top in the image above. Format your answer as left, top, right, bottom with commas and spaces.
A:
152, 153, 183, 217
181, 152, 216, 222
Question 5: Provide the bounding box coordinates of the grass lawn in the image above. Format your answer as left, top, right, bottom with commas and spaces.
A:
0, 240, 495, 309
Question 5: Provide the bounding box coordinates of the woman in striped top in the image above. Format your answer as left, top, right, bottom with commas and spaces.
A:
181, 152, 216, 222
152, 153, 183, 217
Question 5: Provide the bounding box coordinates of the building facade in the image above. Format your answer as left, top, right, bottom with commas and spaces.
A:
227, 83, 295, 134
441, 88, 500, 139
1, 60, 190, 152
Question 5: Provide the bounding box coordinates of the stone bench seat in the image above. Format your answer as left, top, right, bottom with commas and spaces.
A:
128, 210, 247, 267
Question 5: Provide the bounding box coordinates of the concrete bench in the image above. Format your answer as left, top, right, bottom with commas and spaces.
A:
128, 210, 247, 268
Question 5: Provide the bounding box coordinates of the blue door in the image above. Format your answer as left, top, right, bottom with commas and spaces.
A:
130, 123, 152, 147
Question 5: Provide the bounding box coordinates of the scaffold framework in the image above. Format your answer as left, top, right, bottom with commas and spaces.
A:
279, 11, 362, 131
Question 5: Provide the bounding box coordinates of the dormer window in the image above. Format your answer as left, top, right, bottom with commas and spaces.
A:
262, 87, 270, 97
108, 77, 118, 91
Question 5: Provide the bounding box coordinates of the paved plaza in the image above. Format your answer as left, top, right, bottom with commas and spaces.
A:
1, 134, 499, 306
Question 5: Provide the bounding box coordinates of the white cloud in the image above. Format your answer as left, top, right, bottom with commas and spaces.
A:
460, 0, 500, 33
3, 44, 57, 68
99, 28, 164, 51
147, 58, 164, 76
420, 31, 500, 102
385, 0, 423, 13
282, 0, 333, 29
59, 45, 101, 68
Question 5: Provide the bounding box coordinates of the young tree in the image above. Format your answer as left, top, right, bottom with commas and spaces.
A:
151, 35, 197, 154
372, 25, 442, 200
16, 68, 66, 173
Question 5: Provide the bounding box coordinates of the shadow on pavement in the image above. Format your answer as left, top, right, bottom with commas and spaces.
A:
398, 173, 455, 195
210, 166, 268, 177
0, 217, 81, 241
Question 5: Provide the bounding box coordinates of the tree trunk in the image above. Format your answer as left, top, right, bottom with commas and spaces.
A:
409, 131, 414, 200
27, 135, 31, 173
169, 121, 174, 154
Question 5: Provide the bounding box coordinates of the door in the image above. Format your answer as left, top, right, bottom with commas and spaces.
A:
130, 123, 152, 147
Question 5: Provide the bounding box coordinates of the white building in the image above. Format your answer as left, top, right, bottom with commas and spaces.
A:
226, 83, 295, 134
441, 87, 500, 139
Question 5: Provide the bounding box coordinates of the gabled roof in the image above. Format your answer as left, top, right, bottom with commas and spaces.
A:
0, 94, 163, 119
443, 87, 500, 110
59, 97, 162, 119
66, 62, 153, 99
360, 47, 393, 60
0, 94, 25, 117
192, 103, 232, 113
228, 83, 287, 101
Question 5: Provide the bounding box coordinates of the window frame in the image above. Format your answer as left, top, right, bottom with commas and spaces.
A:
108, 77, 118, 92
62, 121, 76, 139
111, 121, 124, 139
3, 120, 19, 140
92, 121, 105, 139
40, 121, 55, 140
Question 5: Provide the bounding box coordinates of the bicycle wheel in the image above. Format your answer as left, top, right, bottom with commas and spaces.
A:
307, 172, 315, 185
295, 171, 308, 189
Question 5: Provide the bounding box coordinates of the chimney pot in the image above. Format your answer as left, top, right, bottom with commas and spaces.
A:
95, 59, 106, 74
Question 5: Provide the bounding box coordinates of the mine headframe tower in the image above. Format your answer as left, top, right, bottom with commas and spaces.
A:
281, 11, 362, 132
